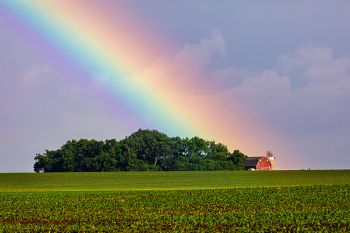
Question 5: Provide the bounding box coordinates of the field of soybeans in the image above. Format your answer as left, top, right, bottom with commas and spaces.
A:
0, 170, 349, 232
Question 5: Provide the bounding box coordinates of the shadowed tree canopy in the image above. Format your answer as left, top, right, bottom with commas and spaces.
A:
34, 129, 247, 172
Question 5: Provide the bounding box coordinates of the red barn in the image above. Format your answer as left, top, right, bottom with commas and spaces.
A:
243, 157, 272, 170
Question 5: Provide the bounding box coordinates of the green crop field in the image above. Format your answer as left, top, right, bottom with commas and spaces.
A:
1, 170, 349, 192
0, 170, 349, 232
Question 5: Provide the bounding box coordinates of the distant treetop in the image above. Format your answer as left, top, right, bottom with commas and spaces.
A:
34, 129, 247, 172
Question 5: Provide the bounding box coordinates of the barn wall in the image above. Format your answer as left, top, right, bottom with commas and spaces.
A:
256, 157, 272, 170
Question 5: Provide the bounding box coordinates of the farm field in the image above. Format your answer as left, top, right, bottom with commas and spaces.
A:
0, 170, 349, 192
0, 170, 349, 232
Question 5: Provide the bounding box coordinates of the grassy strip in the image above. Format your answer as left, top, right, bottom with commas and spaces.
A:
0, 170, 349, 192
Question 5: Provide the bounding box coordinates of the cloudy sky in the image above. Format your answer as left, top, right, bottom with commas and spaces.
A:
1, 1, 350, 171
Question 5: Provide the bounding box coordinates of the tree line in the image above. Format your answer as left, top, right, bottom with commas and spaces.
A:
34, 129, 247, 172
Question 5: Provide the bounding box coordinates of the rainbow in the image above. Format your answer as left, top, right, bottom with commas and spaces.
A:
1, 1, 287, 162
1, 1, 193, 135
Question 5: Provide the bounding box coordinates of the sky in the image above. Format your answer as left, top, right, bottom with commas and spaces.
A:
1, 0, 350, 171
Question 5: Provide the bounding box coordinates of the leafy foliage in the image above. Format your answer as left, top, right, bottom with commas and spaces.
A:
34, 129, 247, 172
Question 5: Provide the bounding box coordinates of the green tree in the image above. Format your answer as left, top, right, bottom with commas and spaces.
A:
122, 129, 172, 169
33, 129, 247, 172
229, 150, 247, 167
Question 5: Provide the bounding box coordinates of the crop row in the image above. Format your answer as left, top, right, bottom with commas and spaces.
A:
0, 185, 349, 232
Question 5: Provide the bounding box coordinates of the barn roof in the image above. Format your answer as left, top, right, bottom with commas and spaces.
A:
243, 157, 262, 167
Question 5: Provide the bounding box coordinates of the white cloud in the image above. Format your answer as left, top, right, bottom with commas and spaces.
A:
165, 39, 350, 168
146, 32, 350, 127
142, 31, 227, 94
209, 67, 254, 91
174, 30, 226, 69
277, 46, 333, 74
233, 70, 291, 108
205, 46, 350, 131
